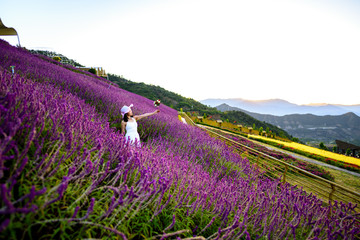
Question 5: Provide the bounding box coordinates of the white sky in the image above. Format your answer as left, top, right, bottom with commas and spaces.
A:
1, 0, 360, 105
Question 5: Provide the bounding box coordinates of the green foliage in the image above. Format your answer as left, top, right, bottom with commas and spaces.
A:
88, 68, 96, 74
319, 142, 328, 151
346, 148, 352, 156
52, 56, 61, 62
29, 50, 84, 67
259, 127, 263, 134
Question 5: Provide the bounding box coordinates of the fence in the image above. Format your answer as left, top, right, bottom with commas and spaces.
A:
179, 112, 360, 212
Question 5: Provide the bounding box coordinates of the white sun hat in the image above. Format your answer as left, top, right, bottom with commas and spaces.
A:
121, 104, 133, 117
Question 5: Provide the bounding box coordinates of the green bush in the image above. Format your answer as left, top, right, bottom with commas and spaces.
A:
89, 68, 97, 74
52, 56, 61, 62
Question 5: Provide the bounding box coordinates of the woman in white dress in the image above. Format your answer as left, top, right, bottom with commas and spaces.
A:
121, 104, 160, 146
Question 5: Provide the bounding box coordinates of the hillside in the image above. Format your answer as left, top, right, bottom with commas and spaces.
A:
217, 103, 360, 146
1, 40, 359, 239
24, 50, 292, 139
108, 74, 291, 139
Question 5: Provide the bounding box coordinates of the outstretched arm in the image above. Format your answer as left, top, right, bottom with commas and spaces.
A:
135, 110, 160, 121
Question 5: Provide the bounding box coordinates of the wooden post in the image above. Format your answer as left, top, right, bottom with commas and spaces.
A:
329, 184, 335, 203
282, 166, 288, 183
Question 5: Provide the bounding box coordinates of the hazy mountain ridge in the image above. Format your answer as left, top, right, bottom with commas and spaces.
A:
201, 98, 360, 117
216, 103, 360, 146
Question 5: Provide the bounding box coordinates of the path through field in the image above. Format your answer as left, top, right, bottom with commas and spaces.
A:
260, 141, 360, 177
200, 125, 360, 178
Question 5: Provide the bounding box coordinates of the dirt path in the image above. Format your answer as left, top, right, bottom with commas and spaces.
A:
259, 141, 360, 178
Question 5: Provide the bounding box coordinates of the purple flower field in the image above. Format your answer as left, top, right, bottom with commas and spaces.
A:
0, 39, 359, 239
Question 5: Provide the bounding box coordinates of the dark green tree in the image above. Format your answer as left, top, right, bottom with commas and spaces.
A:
52, 56, 61, 62
319, 142, 328, 151
89, 68, 96, 74
266, 127, 270, 134
332, 146, 337, 152
346, 148, 352, 156
259, 127, 263, 135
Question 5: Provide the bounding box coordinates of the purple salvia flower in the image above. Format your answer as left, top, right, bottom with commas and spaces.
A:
192, 225, 198, 237
198, 217, 216, 235
163, 214, 176, 232
8, 156, 28, 191
100, 225, 128, 239
0, 219, 10, 232
0, 184, 13, 212
244, 230, 251, 240
214, 227, 222, 240
68, 206, 80, 222
47, 154, 66, 178
102, 195, 116, 218
79, 197, 95, 221
44, 176, 69, 207
153, 194, 172, 218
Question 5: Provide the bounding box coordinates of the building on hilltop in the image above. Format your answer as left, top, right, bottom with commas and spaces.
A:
209, 114, 221, 121
0, 18, 21, 46
335, 140, 360, 157
78, 67, 108, 78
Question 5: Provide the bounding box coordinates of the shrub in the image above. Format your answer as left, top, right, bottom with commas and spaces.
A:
88, 68, 96, 74
52, 56, 61, 62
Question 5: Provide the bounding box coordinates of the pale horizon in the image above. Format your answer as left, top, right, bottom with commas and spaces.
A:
1, 0, 360, 105
199, 97, 360, 107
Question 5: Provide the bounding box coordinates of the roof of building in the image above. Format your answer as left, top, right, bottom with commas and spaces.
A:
0, 18, 17, 36
335, 140, 360, 150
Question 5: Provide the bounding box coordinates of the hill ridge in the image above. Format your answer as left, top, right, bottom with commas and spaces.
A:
216, 103, 360, 146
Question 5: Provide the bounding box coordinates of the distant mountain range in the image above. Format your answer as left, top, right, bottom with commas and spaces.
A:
216, 103, 360, 146
200, 98, 360, 117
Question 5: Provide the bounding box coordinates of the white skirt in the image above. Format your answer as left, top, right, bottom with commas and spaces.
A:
125, 120, 141, 146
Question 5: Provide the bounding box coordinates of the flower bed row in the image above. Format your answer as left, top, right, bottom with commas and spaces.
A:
248, 135, 360, 174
